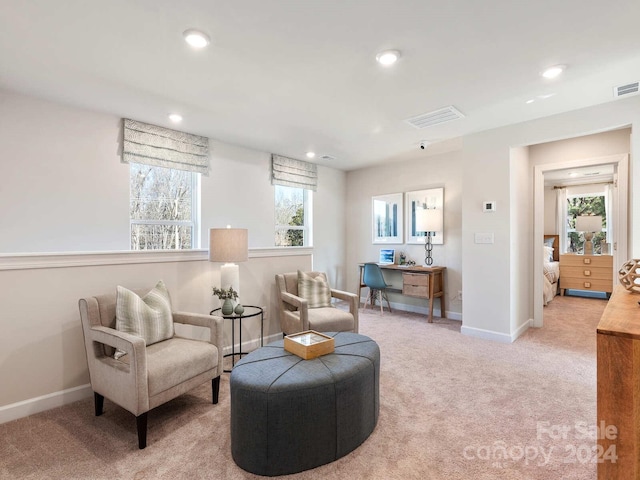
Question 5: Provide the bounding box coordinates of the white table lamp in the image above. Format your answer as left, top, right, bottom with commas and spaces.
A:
575, 215, 602, 255
209, 226, 248, 295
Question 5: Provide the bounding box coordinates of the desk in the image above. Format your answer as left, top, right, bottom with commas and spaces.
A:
210, 305, 264, 372
358, 264, 446, 322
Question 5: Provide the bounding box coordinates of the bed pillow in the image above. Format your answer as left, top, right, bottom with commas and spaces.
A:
297, 271, 332, 308
114, 280, 174, 359
543, 245, 554, 263
543, 237, 555, 248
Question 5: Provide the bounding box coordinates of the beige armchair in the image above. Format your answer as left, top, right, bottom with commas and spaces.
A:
275, 272, 359, 335
78, 287, 224, 449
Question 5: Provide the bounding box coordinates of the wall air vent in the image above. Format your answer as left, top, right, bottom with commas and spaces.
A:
404, 105, 465, 129
613, 81, 639, 98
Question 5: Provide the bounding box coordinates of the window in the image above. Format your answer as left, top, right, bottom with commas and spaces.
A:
566, 194, 606, 254
275, 185, 311, 246
130, 163, 199, 250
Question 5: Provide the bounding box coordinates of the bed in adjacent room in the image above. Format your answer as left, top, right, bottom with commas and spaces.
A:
543, 234, 560, 306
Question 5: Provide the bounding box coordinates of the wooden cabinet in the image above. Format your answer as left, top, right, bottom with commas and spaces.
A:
559, 254, 613, 295
597, 286, 640, 479
402, 273, 429, 297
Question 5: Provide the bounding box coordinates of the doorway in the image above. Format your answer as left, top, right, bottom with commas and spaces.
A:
533, 153, 629, 327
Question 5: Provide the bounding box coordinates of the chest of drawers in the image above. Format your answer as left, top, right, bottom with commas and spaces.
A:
559, 254, 613, 295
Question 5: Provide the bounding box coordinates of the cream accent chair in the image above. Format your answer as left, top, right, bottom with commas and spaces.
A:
275, 272, 359, 335
78, 287, 224, 449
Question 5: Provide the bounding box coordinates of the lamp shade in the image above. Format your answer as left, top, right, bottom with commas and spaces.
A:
575, 215, 602, 233
415, 208, 443, 234
209, 228, 248, 262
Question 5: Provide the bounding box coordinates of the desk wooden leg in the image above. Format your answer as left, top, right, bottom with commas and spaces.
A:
428, 276, 434, 323
440, 272, 446, 319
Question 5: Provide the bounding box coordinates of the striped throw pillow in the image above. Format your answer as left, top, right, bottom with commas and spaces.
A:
114, 280, 174, 359
297, 271, 332, 308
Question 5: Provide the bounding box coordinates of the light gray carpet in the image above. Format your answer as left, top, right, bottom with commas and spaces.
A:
0, 295, 606, 479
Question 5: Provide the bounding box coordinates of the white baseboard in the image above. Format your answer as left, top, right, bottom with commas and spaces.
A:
0, 383, 93, 425
511, 319, 532, 342
359, 296, 462, 321
461, 325, 514, 343
222, 332, 283, 356
461, 320, 531, 344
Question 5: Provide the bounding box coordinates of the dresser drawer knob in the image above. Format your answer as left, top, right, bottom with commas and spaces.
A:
584, 282, 591, 288
584, 270, 591, 276
583, 258, 591, 264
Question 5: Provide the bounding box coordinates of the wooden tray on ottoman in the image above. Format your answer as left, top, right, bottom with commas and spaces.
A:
284, 330, 335, 360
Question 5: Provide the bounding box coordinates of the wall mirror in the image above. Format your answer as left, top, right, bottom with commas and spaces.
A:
372, 193, 403, 244
406, 187, 444, 244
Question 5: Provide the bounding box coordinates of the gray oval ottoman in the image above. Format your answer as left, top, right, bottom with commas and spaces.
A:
230, 332, 380, 476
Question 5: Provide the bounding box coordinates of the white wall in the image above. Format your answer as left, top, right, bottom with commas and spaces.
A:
509, 146, 532, 335
538, 128, 630, 237
0, 91, 129, 252
461, 96, 639, 341
345, 149, 463, 318
0, 89, 347, 281
0, 250, 311, 414
0, 89, 347, 419
544, 188, 556, 234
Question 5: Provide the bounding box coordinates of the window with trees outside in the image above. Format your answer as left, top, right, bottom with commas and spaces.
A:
566, 194, 606, 254
275, 185, 311, 247
130, 163, 199, 250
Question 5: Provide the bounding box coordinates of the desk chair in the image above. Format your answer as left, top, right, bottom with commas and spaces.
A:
363, 263, 393, 314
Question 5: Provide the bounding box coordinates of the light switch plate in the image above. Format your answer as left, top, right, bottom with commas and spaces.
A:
474, 232, 494, 244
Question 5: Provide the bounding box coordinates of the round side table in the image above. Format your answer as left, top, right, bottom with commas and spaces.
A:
210, 305, 263, 372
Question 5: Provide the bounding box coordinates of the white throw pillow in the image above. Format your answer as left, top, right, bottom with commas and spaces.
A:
543, 245, 554, 263
297, 271, 332, 308
114, 280, 174, 359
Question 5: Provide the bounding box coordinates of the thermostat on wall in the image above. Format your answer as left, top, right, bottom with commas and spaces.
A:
483, 201, 496, 212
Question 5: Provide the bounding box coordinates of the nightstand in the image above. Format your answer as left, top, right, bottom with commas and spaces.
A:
559, 254, 613, 296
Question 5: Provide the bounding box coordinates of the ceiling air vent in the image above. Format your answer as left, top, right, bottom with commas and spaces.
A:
404, 105, 465, 129
613, 81, 639, 98
320, 155, 336, 161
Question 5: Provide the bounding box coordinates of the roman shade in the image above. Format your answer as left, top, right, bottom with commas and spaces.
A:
271, 154, 317, 191
122, 119, 210, 175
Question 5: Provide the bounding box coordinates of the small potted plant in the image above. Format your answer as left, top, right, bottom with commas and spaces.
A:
212, 286, 238, 315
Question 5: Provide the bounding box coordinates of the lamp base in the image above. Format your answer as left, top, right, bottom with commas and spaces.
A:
424, 235, 434, 266
583, 233, 594, 255
221, 263, 240, 296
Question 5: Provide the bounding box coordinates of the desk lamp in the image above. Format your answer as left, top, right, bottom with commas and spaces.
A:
415, 207, 443, 266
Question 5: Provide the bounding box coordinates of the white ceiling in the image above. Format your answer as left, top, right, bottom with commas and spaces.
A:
544, 164, 614, 187
1, 0, 640, 171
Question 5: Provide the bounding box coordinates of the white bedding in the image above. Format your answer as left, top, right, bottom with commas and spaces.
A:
543, 261, 560, 305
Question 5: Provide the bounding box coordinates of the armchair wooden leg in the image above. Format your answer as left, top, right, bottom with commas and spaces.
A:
94, 392, 104, 416
136, 413, 148, 449
212, 376, 220, 404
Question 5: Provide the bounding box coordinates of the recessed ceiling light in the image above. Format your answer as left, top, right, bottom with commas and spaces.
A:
306, 151, 316, 159
541, 65, 566, 79
526, 99, 535, 104
169, 113, 183, 123
183, 29, 210, 49
569, 172, 579, 177
537, 93, 556, 99
376, 50, 401, 66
